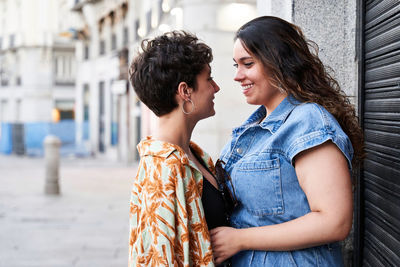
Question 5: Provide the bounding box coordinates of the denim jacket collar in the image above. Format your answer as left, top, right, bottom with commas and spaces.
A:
234, 95, 301, 135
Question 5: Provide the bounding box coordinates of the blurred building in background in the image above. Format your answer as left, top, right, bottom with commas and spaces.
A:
69, 0, 257, 162
69, 0, 134, 162
0, 0, 79, 156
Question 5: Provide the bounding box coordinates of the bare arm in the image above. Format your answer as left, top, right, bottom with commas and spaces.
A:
211, 141, 353, 263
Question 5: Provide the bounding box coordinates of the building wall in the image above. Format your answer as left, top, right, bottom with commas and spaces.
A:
293, 0, 358, 106
72, 0, 134, 161
256, 0, 358, 104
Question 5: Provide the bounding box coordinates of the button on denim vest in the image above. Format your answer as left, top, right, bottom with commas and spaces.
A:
220, 96, 353, 266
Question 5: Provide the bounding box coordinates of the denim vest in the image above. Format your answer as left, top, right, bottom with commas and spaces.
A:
219, 96, 353, 266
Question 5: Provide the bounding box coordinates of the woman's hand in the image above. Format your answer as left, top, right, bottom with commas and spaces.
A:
210, 226, 243, 264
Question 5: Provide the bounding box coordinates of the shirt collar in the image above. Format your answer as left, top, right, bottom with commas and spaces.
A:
137, 136, 182, 158
137, 136, 215, 172
234, 95, 301, 134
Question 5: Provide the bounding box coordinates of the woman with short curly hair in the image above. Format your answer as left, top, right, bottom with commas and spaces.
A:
129, 31, 233, 267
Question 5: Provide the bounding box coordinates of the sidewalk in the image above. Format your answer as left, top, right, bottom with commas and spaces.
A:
0, 155, 137, 267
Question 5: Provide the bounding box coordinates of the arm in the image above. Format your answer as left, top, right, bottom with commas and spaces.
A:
129, 161, 187, 266
211, 141, 353, 264
130, 159, 214, 266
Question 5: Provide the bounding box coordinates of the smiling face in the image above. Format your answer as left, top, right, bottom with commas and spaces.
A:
190, 64, 220, 120
233, 39, 286, 112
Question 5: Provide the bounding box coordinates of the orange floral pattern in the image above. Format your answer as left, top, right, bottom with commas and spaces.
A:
129, 136, 215, 267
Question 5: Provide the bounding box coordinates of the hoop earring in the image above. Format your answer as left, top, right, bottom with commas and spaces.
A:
182, 99, 195, 115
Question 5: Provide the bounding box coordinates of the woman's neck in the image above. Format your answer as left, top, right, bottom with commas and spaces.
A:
263, 92, 287, 117
154, 111, 195, 154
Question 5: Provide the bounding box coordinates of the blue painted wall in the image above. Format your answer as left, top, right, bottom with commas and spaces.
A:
0, 123, 13, 154
0, 120, 79, 156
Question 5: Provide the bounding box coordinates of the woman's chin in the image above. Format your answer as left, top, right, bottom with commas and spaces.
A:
245, 98, 258, 105
199, 111, 216, 121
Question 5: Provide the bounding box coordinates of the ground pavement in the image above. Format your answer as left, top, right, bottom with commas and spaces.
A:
0, 155, 137, 267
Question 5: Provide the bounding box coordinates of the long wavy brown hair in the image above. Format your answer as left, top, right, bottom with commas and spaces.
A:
236, 16, 364, 167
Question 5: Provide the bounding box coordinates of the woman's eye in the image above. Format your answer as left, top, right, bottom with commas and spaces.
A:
233, 63, 238, 68
208, 76, 214, 81
244, 62, 254, 67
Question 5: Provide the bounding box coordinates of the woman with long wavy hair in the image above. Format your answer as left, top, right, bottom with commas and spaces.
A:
210, 16, 364, 266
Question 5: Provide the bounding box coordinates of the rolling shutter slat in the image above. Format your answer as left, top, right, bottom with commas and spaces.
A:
362, 0, 400, 265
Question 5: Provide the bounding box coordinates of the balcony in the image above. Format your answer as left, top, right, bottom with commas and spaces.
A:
71, 0, 102, 11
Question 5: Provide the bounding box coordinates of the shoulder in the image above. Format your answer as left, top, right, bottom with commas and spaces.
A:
282, 102, 344, 137
287, 102, 331, 126
138, 136, 190, 164
281, 103, 353, 167
136, 137, 191, 179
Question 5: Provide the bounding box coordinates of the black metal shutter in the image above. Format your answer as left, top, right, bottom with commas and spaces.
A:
360, 0, 400, 265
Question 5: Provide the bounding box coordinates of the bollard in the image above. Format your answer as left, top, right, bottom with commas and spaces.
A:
44, 135, 61, 195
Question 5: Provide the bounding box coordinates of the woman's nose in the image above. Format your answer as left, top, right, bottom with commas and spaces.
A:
212, 80, 220, 93
234, 68, 244, 82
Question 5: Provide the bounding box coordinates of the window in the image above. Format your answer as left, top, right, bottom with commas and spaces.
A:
0, 100, 7, 121
0, 64, 8, 86
99, 40, 105, 55
15, 99, 21, 122
123, 27, 128, 46
83, 84, 90, 121
83, 84, 90, 140
1, 73, 8, 86
53, 55, 75, 86
9, 34, 15, 48
146, 10, 151, 34
55, 100, 75, 120
110, 92, 118, 145
54, 57, 58, 76
111, 33, 116, 50
63, 56, 67, 77
134, 19, 139, 41
84, 44, 89, 60
158, 0, 163, 22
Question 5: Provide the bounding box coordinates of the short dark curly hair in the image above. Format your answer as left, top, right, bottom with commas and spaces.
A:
129, 31, 213, 117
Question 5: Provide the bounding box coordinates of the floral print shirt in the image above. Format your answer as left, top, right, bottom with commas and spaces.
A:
129, 136, 215, 267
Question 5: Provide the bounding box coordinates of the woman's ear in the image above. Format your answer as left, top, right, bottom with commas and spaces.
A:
177, 82, 193, 100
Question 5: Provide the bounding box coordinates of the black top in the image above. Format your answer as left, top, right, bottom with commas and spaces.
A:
201, 178, 229, 229
192, 149, 232, 266
190, 148, 230, 230
202, 178, 232, 267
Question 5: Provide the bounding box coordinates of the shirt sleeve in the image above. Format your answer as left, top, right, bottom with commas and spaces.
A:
285, 103, 354, 169
129, 157, 214, 267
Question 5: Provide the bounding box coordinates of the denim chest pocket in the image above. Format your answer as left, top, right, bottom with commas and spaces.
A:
233, 157, 284, 216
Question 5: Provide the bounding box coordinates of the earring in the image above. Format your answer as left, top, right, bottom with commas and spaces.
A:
182, 99, 195, 114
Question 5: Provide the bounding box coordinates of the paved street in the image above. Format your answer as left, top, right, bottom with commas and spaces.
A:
0, 155, 137, 267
